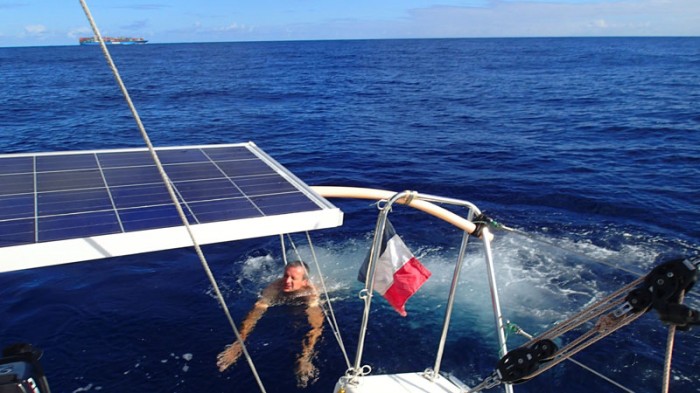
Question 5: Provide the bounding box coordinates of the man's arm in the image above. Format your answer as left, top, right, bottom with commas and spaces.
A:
295, 294, 324, 387
216, 284, 277, 372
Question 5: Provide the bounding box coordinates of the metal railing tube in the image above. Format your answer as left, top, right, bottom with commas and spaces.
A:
430, 211, 474, 380
481, 226, 513, 393
411, 193, 482, 215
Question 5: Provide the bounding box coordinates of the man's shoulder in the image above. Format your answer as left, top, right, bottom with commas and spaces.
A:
260, 280, 282, 301
300, 283, 318, 297
307, 294, 320, 307
301, 286, 320, 306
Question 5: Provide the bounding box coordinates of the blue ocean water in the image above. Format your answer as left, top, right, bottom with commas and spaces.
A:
0, 37, 699, 393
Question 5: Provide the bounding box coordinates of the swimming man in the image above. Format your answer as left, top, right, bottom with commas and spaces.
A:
216, 260, 324, 387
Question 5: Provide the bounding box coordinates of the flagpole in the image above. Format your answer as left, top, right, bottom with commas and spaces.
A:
350, 191, 407, 378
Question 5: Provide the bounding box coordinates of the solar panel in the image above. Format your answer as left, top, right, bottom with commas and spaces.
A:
0, 142, 343, 272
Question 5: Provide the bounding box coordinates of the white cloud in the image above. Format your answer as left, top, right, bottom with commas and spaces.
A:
223, 0, 699, 41
24, 24, 47, 36
121, 19, 150, 30
398, 0, 700, 37
68, 27, 92, 39
590, 19, 608, 29
216, 22, 254, 33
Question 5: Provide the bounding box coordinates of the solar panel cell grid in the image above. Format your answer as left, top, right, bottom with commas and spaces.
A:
36, 154, 97, 172
103, 166, 163, 186
0, 194, 34, 220
252, 193, 321, 215
39, 210, 122, 242
216, 159, 276, 178
0, 157, 32, 175
97, 151, 153, 168
174, 179, 243, 201
165, 162, 224, 182
119, 204, 193, 232
38, 189, 113, 216
37, 170, 104, 192
110, 183, 172, 209
203, 146, 258, 161
0, 219, 34, 247
0, 144, 326, 249
188, 198, 262, 223
235, 175, 298, 195
158, 149, 208, 164
1, 174, 34, 195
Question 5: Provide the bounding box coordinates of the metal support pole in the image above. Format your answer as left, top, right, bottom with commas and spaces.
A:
430, 212, 474, 379
481, 226, 513, 393
351, 192, 409, 376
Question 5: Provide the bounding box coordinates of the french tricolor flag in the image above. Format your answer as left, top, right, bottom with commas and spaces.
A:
358, 219, 431, 317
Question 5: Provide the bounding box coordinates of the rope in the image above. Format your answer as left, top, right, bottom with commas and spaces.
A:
507, 321, 635, 393
521, 286, 648, 382
661, 289, 684, 393
537, 277, 645, 341
78, 2, 267, 392
477, 281, 647, 390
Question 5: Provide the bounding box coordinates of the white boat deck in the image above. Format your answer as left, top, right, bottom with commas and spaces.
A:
334, 372, 467, 393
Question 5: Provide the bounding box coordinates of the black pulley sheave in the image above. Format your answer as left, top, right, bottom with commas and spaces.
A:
645, 258, 697, 303
641, 258, 700, 329
496, 347, 539, 384
496, 339, 559, 384
531, 339, 557, 361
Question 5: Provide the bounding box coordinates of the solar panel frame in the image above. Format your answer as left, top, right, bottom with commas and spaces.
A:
0, 142, 343, 272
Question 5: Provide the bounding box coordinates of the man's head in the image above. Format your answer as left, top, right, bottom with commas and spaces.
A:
282, 260, 310, 293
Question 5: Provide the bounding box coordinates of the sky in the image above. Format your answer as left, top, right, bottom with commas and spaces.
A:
0, 0, 698, 47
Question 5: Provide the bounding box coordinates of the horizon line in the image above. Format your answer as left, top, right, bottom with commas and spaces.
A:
2, 34, 699, 49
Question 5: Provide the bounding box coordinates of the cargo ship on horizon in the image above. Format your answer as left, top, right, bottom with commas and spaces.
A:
79, 37, 147, 45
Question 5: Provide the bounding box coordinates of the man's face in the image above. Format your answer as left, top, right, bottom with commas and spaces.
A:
282, 265, 308, 292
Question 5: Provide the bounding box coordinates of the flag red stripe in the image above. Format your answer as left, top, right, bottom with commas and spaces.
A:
382, 257, 432, 317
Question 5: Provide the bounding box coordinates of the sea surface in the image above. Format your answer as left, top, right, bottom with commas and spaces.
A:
1, 37, 699, 393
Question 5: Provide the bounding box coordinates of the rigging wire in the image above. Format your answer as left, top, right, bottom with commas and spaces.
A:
567, 358, 635, 393
305, 231, 353, 369
283, 233, 352, 369
285, 233, 304, 262
507, 321, 635, 393
77, 1, 266, 392
280, 234, 288, 265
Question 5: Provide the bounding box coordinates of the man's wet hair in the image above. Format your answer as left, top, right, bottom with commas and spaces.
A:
286, 260, 310, 279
